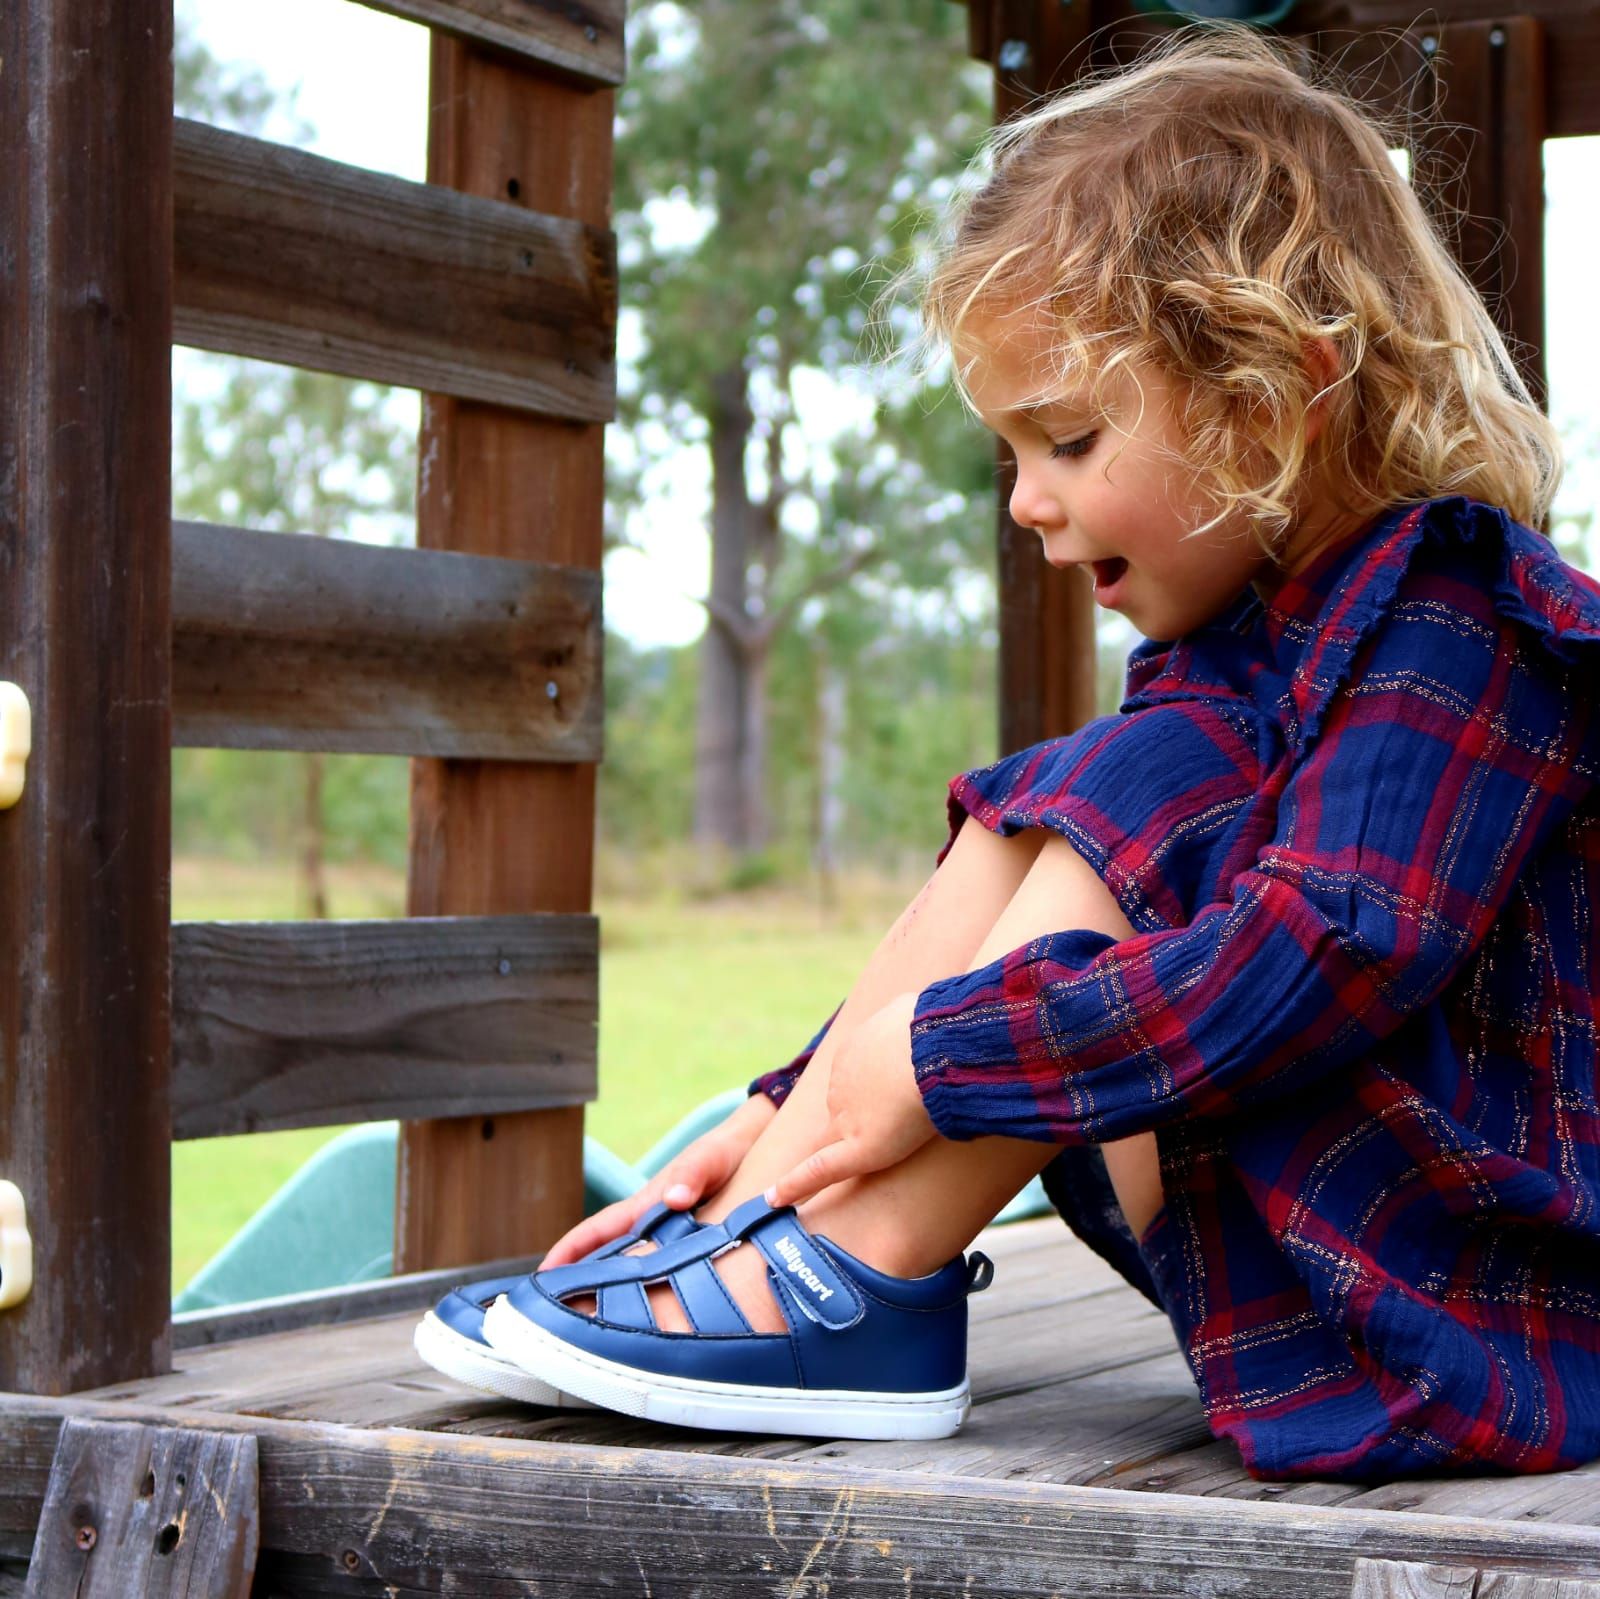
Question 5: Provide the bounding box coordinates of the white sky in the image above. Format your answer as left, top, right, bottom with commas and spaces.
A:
180, 0, 1600, 650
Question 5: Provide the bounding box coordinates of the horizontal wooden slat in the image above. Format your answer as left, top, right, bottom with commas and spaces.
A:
171, 916, 596, 1139
172, 1252, 546, 1350
959, 3, 1600, 140
8, 1396, 1600, 1595
352, 0, 625, 87
172, 521, 602, 759
173, 118, 616, 417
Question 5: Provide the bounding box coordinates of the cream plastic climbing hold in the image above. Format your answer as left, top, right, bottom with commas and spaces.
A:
0, 683, 30, 809
0, 1181, 32, 1310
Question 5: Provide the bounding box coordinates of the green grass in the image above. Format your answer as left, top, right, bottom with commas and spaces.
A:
171, 856, 916, 1295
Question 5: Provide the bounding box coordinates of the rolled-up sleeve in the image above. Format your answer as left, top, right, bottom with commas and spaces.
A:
911, 588, 1597, 1145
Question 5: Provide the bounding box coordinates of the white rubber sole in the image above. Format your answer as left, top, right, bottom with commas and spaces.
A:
413, 1311, 600, 1409
480, 1295, 971, 1441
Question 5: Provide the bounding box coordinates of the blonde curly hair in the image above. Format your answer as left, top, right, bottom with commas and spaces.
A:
879, 21, 1560, 556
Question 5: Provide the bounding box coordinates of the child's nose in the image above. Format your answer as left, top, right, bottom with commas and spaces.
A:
1008, 468, 1058, 533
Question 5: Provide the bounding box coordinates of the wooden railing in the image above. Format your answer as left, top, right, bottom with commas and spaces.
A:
0, 0, 622, 1394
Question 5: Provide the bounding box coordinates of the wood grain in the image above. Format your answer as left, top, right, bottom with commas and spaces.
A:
171, 916, 597, 1137
173, 118, 616, 418
396, 36, 614, 1272
172, 520, 602, 760
352, 0, 625, 87
23, 1420, 256, 1598
0, 0, 174, 1394
7, 1395, 1600, 1597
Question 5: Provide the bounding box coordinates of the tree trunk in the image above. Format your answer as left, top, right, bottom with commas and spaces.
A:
813, 651, 846, 910
302, 751, 329, 920
694, 363, 757, 854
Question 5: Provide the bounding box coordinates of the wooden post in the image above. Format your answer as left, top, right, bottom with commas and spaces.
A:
24, 1420, 257, 1598
1411, 20, 1549, 417
395, 37, 614, 1270
980, 1, 1111, 751
0, 0, 174, 1391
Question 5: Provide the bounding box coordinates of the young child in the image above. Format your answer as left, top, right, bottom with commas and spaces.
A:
444, 23, 1600, 1481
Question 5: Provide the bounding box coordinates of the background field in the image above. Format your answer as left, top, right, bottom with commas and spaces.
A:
171, 855, 921, 1293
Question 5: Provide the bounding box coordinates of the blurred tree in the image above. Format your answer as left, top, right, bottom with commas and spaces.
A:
611, 1, 996, 867
172, 16, 416, 911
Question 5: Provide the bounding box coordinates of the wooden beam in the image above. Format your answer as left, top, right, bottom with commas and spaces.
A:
352, 0, 626, 88
171, 915, 597, 1139
1351, 1558, 1600, 1597
23, 1420, 256, 1598
395, 39, 614, 1272
172, 1252, 545, 1350
8, 1397, 1600, 1595
173, 118, 616, 419
1408, 19, 1549, 416
984, 0, 1105, 752
1285, 0, 1597, 140
172, 521, 603, 760
0, 0, 173, 1394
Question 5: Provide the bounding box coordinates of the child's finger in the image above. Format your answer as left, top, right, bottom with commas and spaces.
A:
539, 1195, 638, 1269
762, 1140, 852, 1211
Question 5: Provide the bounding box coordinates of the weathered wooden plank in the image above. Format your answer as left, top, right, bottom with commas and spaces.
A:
1477, 1571, 1600, 1597
0, 0, 174, 1394
353, 0, 626, 87
172, 521, 602, 760
172, 915, 597, 1138
1351, 1559, 1600, 1598
1350, 1559, 1483, 1598
7, 1397, 1600, 1597
173, 1252, 544, 1350
396, 36, 613, 1272
23, 1419, 257, 1598
173, 118, 616, 419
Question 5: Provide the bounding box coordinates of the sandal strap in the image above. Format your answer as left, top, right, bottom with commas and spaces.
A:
723, 1197, 865, 1332
663, 1255, 752, 1334
534, 1220, 735, 1299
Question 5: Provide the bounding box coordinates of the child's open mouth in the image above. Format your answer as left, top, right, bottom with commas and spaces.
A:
1091, 557, 1130, 602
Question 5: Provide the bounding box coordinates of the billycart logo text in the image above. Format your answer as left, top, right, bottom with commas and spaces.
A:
774, 1235, 834, 1300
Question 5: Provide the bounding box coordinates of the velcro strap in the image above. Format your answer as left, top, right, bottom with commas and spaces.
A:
745, 1214, 863, 1332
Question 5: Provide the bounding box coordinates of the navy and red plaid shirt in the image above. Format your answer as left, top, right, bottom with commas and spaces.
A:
749, 494, 1600, 1481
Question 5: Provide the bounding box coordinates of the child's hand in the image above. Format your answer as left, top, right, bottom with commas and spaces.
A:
538, 1091, 777, 1269
762, 992, 936, 1210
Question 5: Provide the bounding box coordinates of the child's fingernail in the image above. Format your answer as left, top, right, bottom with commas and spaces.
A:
666, 1184, 692, 1205
763, 1186, 779, 1206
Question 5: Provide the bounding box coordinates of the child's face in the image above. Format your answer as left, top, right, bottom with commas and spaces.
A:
959, 305, 1276, 640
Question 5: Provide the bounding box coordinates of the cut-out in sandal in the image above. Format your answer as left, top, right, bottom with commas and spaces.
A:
413, 1200, 702, 1405
480, 1193, 996, 1440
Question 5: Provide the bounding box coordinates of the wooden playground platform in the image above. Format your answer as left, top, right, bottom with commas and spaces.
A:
7, 0, 1600, 1590
6, 1214, 1600, 1593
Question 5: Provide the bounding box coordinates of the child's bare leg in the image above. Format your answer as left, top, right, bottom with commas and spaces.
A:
591, 831, 1158, 1335
561, 815, 1048, 1325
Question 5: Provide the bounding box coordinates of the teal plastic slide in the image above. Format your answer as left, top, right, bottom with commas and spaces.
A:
174, 1089, 1054, 1312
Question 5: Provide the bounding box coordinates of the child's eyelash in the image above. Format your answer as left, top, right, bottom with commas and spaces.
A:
1050, 431, 1098, 460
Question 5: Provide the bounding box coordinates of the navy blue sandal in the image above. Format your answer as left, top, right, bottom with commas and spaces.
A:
480, 1193, 995, 1440
414, 1200, 703, 1405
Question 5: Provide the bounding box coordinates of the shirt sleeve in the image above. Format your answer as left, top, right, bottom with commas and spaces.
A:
910, 581, 1598, 1145
747, 1001, 842, 1108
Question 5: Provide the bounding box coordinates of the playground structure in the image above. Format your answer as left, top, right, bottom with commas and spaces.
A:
2, 0, 1600, 1591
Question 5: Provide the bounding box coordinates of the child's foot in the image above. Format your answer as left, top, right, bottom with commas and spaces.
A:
559, 1224, 790, 1335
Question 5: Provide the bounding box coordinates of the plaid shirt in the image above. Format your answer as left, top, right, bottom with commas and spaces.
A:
750, 495, 1600, 1481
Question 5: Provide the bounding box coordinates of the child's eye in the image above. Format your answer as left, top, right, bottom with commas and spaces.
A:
1050, 431, 1097, 460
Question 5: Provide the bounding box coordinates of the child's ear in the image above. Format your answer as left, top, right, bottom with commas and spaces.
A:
1302, 335, 1341, 447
